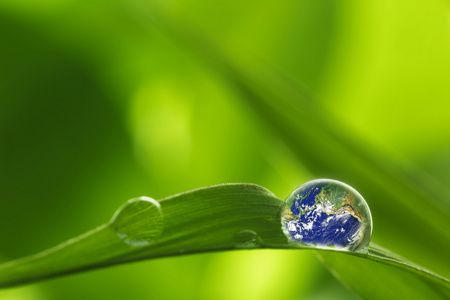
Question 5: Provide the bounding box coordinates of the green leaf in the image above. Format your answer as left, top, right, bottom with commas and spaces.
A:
319, 245, 450, 300
0, 184, 283, 287
0, 183, 448, 300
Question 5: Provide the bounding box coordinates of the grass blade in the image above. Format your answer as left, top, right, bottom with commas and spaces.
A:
0, 184, 283, 287
0, 183, 448, 299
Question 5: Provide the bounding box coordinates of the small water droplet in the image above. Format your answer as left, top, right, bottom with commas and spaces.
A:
111, 196, 164, 247
281, 179, 372, 253
234, 230, 263, 248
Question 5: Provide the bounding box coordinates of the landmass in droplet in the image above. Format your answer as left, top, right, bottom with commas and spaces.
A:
281, 179, 372, 253
111, 197, 164, 247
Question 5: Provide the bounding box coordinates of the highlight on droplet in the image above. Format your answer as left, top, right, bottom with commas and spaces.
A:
281, 179, 372, 253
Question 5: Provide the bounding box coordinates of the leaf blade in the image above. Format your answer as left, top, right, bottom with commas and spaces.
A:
0, 184, 284, 287
0, 183, 448, 300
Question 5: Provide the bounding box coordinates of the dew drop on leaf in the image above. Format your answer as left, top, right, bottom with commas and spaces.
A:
281, 179, 372, 253
110, 197, 164, 247
233, 230, 263, 249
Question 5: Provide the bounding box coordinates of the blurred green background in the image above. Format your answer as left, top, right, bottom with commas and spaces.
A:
0, 0, 449, 299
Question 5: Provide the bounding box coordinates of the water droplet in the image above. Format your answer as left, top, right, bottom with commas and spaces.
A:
111, 197, 164, 247
281, 179, 372, 253
233, 230, 263, 248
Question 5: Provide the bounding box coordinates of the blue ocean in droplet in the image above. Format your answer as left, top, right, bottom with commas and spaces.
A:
286, 205, 362, 247
281, 179, 372, 252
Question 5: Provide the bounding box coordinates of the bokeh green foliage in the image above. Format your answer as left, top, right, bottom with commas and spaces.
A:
0, 0, 449, 299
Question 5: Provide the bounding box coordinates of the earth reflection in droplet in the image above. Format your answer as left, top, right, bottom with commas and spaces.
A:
281, 179, 372, 253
